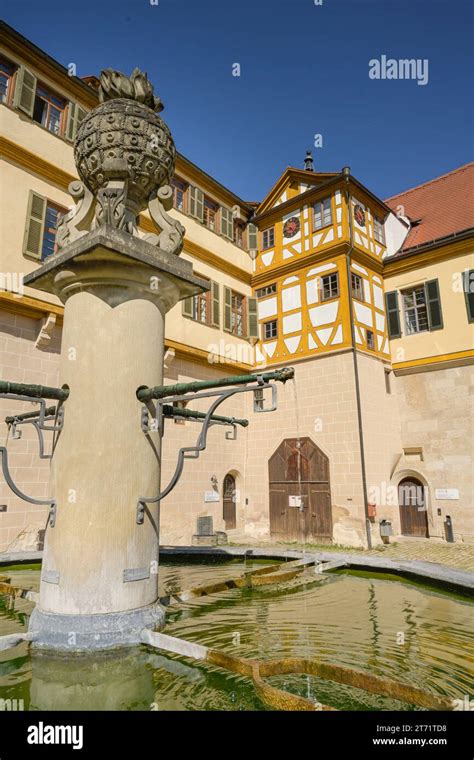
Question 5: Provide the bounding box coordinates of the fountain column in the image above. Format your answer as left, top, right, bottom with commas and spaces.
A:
23, 69, 207, 650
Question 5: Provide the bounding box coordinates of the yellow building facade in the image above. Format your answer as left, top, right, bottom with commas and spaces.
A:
1, 22, 473, 551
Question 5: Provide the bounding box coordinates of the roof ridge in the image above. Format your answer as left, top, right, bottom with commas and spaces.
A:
385, 162, 474, 203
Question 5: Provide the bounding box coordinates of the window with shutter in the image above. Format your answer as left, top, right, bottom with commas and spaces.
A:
425, 279, 443, 331
385, 290, 401, 339
32, 84, 67, 136
463, 270, 474, 323
13, 66, 37, 117
224, 286, 232, 332
171, 177, 188, 212
189, 186, 204, 222
247, 297, 259, 341
22, 191, 47, 259
66, 102, 87, 142
0, 57, 17, 105
181, 278, 214, 326
220, 207, 234, 240
211, 281, 220, 327
203, 197, 218, 231
247, 223, 258, 252
402, 286, 429, 334
182, 297, 194, 318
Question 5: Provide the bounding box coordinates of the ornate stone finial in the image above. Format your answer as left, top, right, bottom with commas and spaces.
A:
56, 68, 184, 256
98, 68, 164, 113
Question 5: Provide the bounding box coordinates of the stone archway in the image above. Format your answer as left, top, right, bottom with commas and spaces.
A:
268, 437, 332, 542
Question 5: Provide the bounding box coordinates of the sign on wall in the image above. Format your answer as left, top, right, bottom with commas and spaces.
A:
435, 489, 459, 500
204, 491, 220, 503
288, 495, 302, 508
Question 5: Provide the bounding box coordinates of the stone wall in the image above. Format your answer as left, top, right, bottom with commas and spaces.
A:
0, 310, 61, 550
393, 364, 474, 543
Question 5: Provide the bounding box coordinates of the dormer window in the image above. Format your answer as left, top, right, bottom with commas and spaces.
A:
374, 217, 386, 245
262, 227, 275, 250
313, 197, 332, 230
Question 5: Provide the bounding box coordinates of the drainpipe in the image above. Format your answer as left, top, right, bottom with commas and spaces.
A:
343, 167, 372, 549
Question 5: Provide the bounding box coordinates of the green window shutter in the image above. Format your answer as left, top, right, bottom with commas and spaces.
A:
463, 270, 474, 323
189, 186, 204, 222
385, 290, 401, 339
220, 207, 234, 240
247, 223, 258, 251
224, 286, 232, 332
425, 279, 443, 331
211, 281, 220, 327
22, 191, 46, 259
13, 66, 37, 117
247, 297, 259, 341
182, 296, 194, 318
65, 102, 87, 142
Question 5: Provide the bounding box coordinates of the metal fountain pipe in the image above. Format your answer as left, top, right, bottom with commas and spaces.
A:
137, 366, 295, 402
0, 380, 69, 402
162, 404, 249, 427
5, 406, 57, 424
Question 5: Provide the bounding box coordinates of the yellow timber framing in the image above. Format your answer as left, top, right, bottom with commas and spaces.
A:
251, 242, 384, 289
0, 138, 252, 286
256, 167, 340, 216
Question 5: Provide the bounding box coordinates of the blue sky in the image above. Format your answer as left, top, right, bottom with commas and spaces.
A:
2, 0, 473, 202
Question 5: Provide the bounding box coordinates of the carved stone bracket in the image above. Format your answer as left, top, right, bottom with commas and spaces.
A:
56, 181, 95, 251
35, 312, 57, 349
142, 185, 185, 256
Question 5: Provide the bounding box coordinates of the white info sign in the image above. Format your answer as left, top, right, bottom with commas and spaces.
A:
288, 495, 302, 508
435, 489, 459, 500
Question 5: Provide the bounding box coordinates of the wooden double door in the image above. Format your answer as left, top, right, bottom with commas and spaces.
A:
269, 438, 332, 542
398, 477, 429, 537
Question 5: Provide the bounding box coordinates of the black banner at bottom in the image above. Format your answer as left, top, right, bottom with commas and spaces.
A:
0, 710, 472, 757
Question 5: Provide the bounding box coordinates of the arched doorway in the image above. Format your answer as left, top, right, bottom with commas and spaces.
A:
398, 477, 429, 537
268, 437, 332, 542
223, 473, 236, 530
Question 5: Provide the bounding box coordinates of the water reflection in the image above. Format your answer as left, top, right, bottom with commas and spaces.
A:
0, 562, 472, 711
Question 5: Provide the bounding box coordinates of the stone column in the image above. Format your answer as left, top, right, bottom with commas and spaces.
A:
25, 229, 207, 649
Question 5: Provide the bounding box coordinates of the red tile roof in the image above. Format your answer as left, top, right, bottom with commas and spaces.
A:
385, 162, 474, 252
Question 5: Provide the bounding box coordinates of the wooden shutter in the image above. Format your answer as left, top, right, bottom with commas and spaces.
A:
211, 281, 220, 327
425, 279, 443, 331
247, 223, 258, 252
23, 191, 46, 259
247, 297, 259, 341
463, 270, 474, 323
385, 290, 401, 338
182, 296, 194, 318
220, 206, 234, 240
65, 102, 87, 142
189, 186, 204, 222
224, 286, 232, 332
13, 66, 37, 117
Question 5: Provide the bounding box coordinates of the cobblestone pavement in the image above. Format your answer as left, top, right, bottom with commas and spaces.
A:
230, 537, 474, 572
363, 540, 474, 571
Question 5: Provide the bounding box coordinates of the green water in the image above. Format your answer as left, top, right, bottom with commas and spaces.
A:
0, 561, 472, 711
